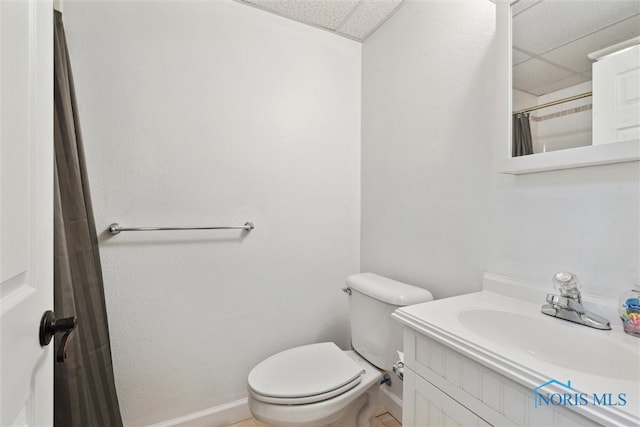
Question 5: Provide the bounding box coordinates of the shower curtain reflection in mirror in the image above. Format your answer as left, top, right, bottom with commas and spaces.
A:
513, 112, 533, 157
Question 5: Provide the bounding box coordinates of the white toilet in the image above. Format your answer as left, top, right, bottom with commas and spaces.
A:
247, 273, 434, 427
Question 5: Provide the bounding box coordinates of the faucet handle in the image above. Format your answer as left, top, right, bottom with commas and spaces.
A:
553, 272, 581, 301
547, 293, 560, 305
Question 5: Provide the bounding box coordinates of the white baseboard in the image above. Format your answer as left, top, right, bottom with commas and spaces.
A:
379, 384, 402, 424
148, 398, 251, 427
148, 382, 405, 427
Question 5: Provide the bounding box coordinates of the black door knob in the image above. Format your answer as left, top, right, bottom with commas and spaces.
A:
39, 310, 77, 363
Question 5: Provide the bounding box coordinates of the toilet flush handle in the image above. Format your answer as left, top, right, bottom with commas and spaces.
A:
342, 287, 352, 296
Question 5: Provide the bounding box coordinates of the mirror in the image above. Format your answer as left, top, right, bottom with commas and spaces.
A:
496, 0, 640, 174
512, 0, 639, 156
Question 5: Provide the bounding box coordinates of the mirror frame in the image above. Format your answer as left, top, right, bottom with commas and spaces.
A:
496, 0, 640, 175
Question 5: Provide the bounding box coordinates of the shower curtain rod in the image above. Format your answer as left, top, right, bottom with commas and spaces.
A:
108, 222, 255, 235
513, 91, 592, 115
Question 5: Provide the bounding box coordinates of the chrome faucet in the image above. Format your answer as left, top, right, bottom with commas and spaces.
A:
541, 272, 611, 330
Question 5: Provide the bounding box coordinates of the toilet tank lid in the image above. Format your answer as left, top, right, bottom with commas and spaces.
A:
346, 273, 433, 306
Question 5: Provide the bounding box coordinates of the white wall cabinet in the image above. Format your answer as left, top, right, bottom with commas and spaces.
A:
401, 329, 600, 427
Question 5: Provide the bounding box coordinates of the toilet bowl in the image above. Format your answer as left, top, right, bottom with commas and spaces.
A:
247, 273, 434, 427
248, 344, 380, 427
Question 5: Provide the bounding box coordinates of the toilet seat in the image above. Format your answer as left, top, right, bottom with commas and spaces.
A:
249, 375, 362, 405
248, 342, 365, 405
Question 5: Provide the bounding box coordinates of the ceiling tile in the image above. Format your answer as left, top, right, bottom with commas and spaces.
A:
338, 0, 403, 40
511, 0, 542, 17
513, 0, 639, 55
512, 47, 532, 66
242, 0, 359, 31
530, 74, 590, 97
542, 15, 640, 74
513, 58, 573, 94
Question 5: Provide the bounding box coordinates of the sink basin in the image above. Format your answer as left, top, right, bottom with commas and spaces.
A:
457, 309, 639, 380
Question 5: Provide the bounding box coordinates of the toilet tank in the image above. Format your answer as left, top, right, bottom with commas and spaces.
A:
347, 273, 433, 370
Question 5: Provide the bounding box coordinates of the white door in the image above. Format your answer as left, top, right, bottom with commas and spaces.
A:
0, 0, 54, 426
593, 45, 640, 145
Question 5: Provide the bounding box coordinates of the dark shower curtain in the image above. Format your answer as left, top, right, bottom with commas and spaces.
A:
513, 112, 533, 157
53, 10, 123, 427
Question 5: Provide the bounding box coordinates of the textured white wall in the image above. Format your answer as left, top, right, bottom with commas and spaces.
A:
63, 1, 361, 425
60, 0, 640, 424
362, 0, 639, 300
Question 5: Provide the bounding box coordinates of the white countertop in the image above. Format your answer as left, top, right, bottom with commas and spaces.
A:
392, 273, 640, 426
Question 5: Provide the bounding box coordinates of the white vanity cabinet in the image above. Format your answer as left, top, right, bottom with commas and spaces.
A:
401, 328, 601, 427
393, 274, 640, 427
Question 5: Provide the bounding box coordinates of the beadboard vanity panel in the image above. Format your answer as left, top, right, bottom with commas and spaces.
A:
403, 329, 600, 427
403, 367, 490, 427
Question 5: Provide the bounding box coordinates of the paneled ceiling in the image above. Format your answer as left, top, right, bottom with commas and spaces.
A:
512, 0, 640, 96
238, 0, 405, 41
237, 0, 639, 97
